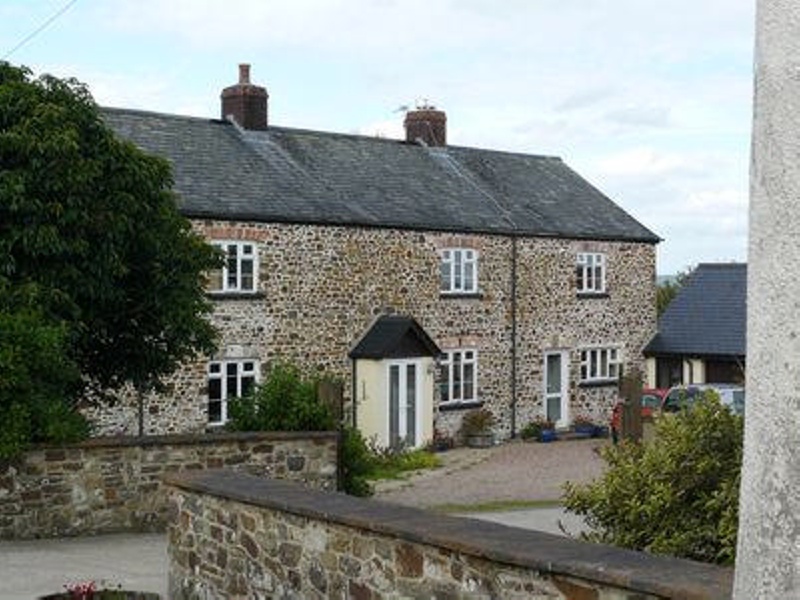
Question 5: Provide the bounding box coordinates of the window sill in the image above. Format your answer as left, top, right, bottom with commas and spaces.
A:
207, 291, 266, 301
576, 292, 609, 299
578, 380, 619, 389
439, 400, 483, 412
439, 292, 484, 300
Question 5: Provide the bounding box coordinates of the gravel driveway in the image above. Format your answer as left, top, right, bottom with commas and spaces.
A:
375, 438, 608, 509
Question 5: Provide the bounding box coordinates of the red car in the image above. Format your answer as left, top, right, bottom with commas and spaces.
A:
610, 388, 667, 443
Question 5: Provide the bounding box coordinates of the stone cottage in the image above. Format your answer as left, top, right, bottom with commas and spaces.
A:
93, 64, 659, 446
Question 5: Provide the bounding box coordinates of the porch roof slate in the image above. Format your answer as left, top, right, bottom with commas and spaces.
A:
349, 315, 441, 360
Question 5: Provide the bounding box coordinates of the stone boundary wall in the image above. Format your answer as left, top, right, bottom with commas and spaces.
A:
165, 470, 733, 600
0, 431, 338, 540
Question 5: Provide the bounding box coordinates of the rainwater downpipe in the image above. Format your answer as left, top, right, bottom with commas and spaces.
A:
510, 236, 519, 437
351, 360, 358, 429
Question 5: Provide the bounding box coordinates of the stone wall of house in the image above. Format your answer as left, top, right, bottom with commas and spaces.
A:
84, 220, 656, 442
0, 431, 337, 540
165, 470, 733, 600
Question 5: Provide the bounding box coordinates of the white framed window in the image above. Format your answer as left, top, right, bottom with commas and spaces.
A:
579, 347, 621, 384
576, 252, 606, 294
439, 349, 478, 404
440, 248, 478, 294
207, 359, 259, 424
209, 241, 258, 293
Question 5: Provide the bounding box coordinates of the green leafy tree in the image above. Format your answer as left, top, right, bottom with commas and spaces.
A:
563, 392, 742, 565
656, 267, 693, 316
0, 62, 218, 391
0, 62, 219, 451
0, 282, 88, 457
227, 362, 336, 432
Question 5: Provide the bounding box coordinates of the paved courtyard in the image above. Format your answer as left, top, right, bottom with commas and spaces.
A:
375, 437, 608, 507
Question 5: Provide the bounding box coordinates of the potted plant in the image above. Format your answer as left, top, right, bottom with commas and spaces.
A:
460, 408, 495, 448
520, 416, 556, 442
572, 414, 596, 437
430, 427, 454, 452
519, 419, 543, 441
537, 416, 557, 442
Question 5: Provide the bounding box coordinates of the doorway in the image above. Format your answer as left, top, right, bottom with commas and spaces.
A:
544, 351, 569, 428
388, 360, 421, 448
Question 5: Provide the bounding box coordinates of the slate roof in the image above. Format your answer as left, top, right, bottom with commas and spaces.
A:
102, 107, 659, 242
645, 263, 747, 358
349, 315, 441, 359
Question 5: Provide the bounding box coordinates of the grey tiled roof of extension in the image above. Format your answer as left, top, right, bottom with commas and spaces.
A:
102, 107, 659, 242
645, 263, 747, 358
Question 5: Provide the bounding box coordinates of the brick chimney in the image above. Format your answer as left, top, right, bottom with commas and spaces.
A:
404, 104, 446, 146
221, 64, 268, 130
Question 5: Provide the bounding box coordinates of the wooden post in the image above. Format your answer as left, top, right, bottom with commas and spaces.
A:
619, 367, 643, 442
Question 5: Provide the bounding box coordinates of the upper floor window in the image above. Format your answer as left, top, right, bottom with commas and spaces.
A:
576, 252, 606, 294
209, 241, 258, 293
579, 347, 621, 384
439, 349, 478, 404
440, 248, 478, 294
207, 359, 259, 424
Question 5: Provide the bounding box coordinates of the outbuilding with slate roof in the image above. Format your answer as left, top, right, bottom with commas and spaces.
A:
645, 263, 746, 388
88, 64, 660, 445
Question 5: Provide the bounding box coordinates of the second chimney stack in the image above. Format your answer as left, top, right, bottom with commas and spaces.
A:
221, 63, 269, 131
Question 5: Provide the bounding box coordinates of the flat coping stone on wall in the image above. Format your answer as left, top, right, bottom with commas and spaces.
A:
165, 469, 732, 600
73, 430, 339, 450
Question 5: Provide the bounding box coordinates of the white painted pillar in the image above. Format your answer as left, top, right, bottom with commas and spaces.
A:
735, 2, 800, 596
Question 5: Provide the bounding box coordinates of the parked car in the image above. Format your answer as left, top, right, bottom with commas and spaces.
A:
661, 384, 745, 415
610, 388, 667, 443
641, 388, 667, 418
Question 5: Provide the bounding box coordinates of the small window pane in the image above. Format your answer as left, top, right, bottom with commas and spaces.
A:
464, 261, 474, 291
241, 376, 255, 397
209, 363, 221, 374
208, 400, 222, 423
440, 261, 451, 291
463, 362, 474, 400
208, 378, 222, 400
241, 259, 254, 291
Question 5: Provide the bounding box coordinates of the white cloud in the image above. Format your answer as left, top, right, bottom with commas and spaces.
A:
595, 148, 693, 178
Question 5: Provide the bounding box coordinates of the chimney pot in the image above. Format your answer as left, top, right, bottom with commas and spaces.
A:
221, 63, 268, 130
239, 63, 251, 85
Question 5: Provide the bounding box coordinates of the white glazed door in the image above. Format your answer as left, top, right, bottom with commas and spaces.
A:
544, 351, 569, 428
388, 360, 420, 448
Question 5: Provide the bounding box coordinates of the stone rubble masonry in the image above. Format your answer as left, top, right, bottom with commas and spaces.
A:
0, 431, 337, 540
165, 469, 733, 600
84, 220, 656, 442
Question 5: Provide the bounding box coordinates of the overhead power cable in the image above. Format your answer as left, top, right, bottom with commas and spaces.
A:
3, 0, 80, 60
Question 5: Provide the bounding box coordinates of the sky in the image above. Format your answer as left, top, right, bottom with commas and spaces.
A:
0, 0, 756, 275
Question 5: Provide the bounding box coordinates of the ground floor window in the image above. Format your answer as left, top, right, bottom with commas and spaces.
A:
439, 349, 477, 405
207, 359, 258, 424
579, 346, 621, 384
